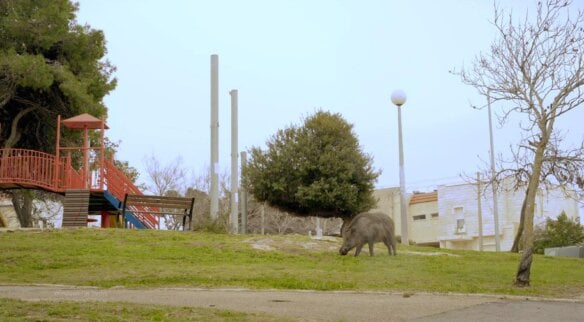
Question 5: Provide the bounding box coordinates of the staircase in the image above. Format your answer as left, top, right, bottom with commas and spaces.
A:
62, 189, 90, 227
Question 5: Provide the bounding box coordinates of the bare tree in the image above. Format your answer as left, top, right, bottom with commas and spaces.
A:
32, 191, 63, 228
143, 155, 186, 196
142, 155, 187, 230
244, 197, 342, 235
184, 166, 231, 232
456, 0, 583, 287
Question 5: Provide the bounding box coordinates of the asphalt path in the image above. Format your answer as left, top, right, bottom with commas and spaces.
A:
2, 284, 584, 321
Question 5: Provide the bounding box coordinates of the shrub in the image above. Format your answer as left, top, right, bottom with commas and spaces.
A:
534, 211, 584, 254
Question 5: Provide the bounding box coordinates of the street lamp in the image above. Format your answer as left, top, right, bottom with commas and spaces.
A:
391, 89, 409, 245
487, 91, 501, 251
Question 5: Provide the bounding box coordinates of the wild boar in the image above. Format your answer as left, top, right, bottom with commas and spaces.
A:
339, 212, 397, 256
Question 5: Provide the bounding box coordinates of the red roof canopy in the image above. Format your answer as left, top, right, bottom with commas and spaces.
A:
62, 113, 109, 130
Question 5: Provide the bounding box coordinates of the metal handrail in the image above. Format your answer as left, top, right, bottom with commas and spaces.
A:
0, 149, 57, 190
103, 158, 159, 229
0, 148, 159, 229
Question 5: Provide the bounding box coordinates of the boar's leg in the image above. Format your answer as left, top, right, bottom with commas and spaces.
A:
384, 241, 391, 255
383, 237, 397, 256
368, 241, 375, 256
354, 244, 364, 256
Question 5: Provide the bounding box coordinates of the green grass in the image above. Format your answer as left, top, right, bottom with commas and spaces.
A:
1, 229, 583, 298
0, 297, 291, 321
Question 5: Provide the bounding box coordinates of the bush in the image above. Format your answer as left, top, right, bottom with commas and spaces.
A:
193, 213, 229, 234
534, 212, 584, 254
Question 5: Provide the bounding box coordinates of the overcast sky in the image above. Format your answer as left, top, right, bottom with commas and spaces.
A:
75, 0, 584, 196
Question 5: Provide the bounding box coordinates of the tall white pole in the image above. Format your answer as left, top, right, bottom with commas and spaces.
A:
391, 90, 408, 246
487, 91, 501, 251
210, 54, 219, 220
397, 106, 409, 245
230, 89, 239, 234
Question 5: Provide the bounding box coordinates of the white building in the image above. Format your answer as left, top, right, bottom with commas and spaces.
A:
373, 178, 580, 251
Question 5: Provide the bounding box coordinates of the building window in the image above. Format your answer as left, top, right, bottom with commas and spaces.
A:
454, 206, 465, 233
456, 219, 466, 234
413, 214, 426, 221
431, 213, 439, 218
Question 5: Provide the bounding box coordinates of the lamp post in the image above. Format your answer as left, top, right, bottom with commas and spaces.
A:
391, 89, 409, 245
487, 91, 501, 251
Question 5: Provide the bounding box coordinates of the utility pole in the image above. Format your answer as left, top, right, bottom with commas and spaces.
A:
230, 89, 238, 233
210, 54, 219, 220
487, 91, 501, 251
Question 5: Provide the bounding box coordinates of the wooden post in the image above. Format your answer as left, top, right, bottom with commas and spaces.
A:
101, 211, 109, 228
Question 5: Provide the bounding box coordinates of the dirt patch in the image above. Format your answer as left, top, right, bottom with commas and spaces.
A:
245, 236, 340, 253
245, 237, 460, 257
403, 250, 460, 257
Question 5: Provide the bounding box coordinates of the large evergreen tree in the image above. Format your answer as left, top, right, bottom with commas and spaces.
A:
0, 0, 116, 227
0, 0, 116, 151
244, 110, 380, 221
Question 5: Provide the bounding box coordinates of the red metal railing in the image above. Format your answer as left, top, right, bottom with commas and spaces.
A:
0, 148, 159, 229
59, 153, 85, 189
103, 159, 159, 229
0, 149, 88, 191
0, 149, 58, 190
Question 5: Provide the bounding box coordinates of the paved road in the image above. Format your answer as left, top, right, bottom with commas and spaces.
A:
1, 284, 584, 321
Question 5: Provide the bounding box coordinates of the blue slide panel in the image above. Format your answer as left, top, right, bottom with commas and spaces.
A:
103, 190, 122, 209
123, 211, 147, 229
102, 190, 147, 229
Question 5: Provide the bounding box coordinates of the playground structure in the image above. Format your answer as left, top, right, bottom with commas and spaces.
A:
0, 114, 194, 229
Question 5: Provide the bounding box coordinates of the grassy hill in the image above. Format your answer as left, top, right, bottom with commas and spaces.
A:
1, 229, 583, 298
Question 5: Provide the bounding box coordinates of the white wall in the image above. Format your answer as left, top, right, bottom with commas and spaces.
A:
372, 180, 580, 251
437, 178, 580, 251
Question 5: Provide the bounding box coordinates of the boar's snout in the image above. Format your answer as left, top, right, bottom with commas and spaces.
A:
339, 246, 349, 255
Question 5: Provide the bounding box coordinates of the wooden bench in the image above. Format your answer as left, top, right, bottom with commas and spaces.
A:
121, 194, 195, 230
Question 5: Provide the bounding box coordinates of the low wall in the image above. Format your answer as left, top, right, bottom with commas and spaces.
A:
0, 199, 21, 229
544, 246, 584, 258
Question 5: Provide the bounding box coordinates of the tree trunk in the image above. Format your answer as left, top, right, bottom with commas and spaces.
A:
510, 188, 529, 253
515, 247, 533, 287
514, 141, 546, 286
11, 190, 34, 228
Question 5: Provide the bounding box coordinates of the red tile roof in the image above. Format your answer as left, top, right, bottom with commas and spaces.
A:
409, 191, 437, 205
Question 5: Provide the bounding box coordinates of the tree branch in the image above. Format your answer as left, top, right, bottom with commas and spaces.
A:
3, 105, 39, 149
